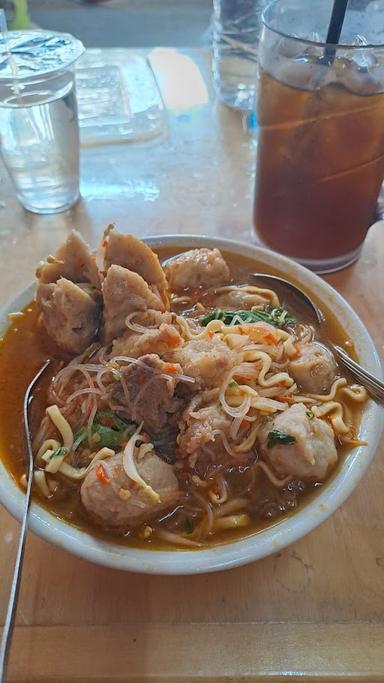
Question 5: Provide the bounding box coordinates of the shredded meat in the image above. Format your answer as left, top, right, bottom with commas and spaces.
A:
103, 228, 168, 304
258, 402, 338, 482
36, 278, 100, 354
102, 265, 165, 343
171, 337, 239, 389
81, 451, 180, 530
109, 354, 183, 433
164, 247, 230, 292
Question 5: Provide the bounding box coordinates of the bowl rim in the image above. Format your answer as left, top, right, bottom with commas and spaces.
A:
0, 234, 382, 575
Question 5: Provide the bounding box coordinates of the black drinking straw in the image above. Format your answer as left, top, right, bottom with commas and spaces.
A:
324, 0, 349, 63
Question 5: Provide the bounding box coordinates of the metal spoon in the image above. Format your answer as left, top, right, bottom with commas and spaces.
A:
0, 360, 51, 683
251, 273, 384, 404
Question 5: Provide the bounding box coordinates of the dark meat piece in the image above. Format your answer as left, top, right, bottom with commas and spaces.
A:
109, 354, 183, 433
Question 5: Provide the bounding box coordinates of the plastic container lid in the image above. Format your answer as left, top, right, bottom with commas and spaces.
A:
0, 30, 85, 81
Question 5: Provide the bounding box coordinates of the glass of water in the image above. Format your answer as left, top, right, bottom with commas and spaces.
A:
0, 30, 84, 214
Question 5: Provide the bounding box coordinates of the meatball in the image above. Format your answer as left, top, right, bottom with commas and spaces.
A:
259, 402, 337, 482
289, 342, 337, 394
81, 451, 180, 531
171, 337, 239, 389
164, 248, 230, 292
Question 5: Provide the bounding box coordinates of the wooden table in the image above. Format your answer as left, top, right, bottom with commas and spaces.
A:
1, 48, 383, 682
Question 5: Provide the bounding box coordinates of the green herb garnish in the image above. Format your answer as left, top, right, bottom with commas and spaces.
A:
229, 380, 239, 389
90, 411, 136, 449
200, 307, 296, 329
95, 409, 131, 432
267, 430, 296, 448
306, 410, 315, 420
92, 423, 135, 449
49, 446, 69, 460
74, 411, 136, 451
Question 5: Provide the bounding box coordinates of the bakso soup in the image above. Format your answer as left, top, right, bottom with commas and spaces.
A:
0, 228, 368, 549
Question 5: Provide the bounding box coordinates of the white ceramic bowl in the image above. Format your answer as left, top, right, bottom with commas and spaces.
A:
0, 235, 382, 574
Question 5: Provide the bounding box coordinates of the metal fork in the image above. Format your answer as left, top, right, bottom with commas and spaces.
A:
0, 360, 51, 683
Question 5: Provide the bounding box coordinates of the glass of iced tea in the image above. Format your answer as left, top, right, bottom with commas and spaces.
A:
253, 0, 384, 273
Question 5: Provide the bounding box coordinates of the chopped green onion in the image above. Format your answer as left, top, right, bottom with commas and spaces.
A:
306, 410, 315, 420
74, 412, 136, 452
267, 430, 296, 448
229, 380, 239, 389
48, 446, 69, 460
200, 307, 296, 329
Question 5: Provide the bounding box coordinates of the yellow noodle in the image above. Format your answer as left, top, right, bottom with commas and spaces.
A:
34, 470, 50, 498
234, 422, 259, 453
242, 350, 294, 388
340, 385, 368, 403
46, 405, 74, 450
283, 335, 298, 358
308, 378, 348, 402
213, 514, 251, 530
36, 438, 60, 463
58, 446, 115, 480
312, 401, 350, 435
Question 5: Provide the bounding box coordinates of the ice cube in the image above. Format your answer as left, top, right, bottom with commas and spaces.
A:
335, 55, 384, 95
276, 53, 327, 91
352, 34, 369, 47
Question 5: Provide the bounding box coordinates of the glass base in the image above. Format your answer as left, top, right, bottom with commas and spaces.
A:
254, 235, 363, 275
296, 246, 363, 275
20, 191, 80, 215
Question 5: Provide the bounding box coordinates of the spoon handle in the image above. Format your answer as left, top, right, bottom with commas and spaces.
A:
0, 360, 50, 682
333, 345, 384, 404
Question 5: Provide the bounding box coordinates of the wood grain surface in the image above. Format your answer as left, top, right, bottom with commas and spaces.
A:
0, 49, 383, 682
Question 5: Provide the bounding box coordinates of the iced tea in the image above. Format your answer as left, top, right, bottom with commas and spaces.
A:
254, 71, 384, 270
253, 0, 384, 273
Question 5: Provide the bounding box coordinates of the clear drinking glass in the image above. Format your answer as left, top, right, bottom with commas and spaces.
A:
212, 0, 269, 111
253, 0, 384, 274
0, 30, 84, 214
